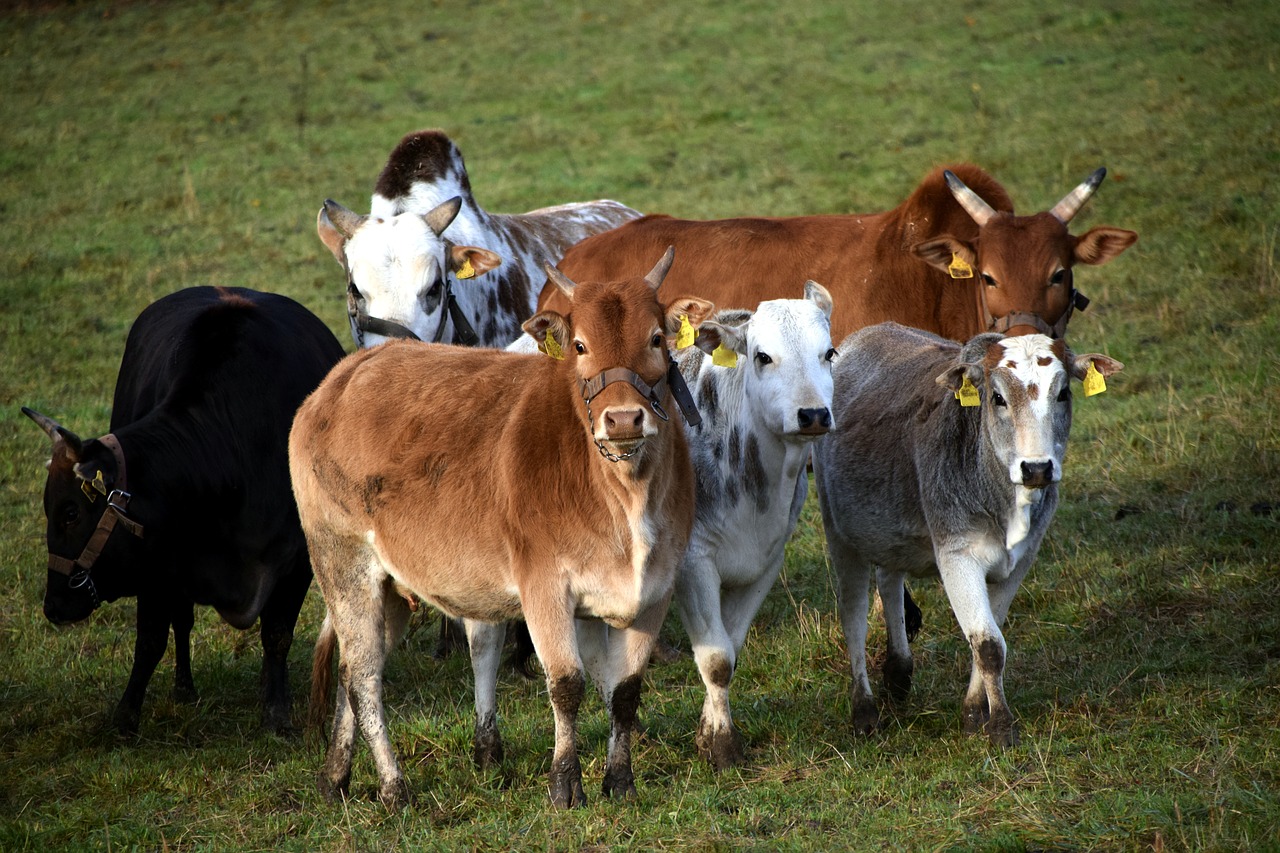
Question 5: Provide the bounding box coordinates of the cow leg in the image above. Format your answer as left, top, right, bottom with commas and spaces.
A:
171, 598, 198, 705
257, 557, 312, 734
522, 594, 586, 809
316, 558, 408, 808
876, 568, 914, 705
464, 619, 506, 769
113, 592, 171, 735
583, 599, 666, 801
938, 553, 1019, 748
676, 558, 744, 769
829, 540, 878, 735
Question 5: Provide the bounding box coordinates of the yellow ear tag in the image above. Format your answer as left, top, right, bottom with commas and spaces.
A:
711, 343, 738, 368
1083, 360, 1107, 397
456, 257, 476, 280
543, 330, 564, 360
675, 315, 695, 349
80, 479, 97, 502
956, 375, 981, 407
948, 253, 974, 279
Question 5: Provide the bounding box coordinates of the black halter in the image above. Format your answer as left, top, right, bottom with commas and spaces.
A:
346, 276, 480, 347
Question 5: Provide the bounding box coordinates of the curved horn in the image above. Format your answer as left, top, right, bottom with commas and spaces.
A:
424, 196, 463, 237
944, 170, 997, 227
1050, 167, 1107, 223
321, 199, 368, 239
544, 262, 578, 299
644, 246, 677, 290
21, 406, 83, 458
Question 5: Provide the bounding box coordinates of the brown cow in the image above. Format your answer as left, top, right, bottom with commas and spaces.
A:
292, 249, 714, 808
539, 164, 1137, 342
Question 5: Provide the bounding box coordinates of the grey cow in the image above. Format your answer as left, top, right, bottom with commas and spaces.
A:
813, 322, 1123, 745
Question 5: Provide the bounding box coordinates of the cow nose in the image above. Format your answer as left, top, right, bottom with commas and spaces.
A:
797, 407, 832, 435
604, 407, 645, 438
1020, 460, 1054, 488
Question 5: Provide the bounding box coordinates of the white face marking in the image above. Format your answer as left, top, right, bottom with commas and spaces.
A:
988, 335, 1070, 486
345, 215, 448, 347
743, 298, 835, 439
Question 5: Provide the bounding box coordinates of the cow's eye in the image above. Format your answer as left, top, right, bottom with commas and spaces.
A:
981, 273, 997, 287
1057, 385, 1071, 402
991, 390, 1007, 407
1050, 269, 1066, 286
651, 333, 665, 348
755, 352, 772, 366
574, 341, 586, 355
825, 348, 838, 363
60, 504, 80, 528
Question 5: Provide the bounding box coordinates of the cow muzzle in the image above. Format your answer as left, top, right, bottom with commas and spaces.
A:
1017, 459, 1057, 489
579, 358, 702, 462
795, 407, 833, 436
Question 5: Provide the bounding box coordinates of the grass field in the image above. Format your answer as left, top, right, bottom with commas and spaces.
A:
2, 0, 1278, 849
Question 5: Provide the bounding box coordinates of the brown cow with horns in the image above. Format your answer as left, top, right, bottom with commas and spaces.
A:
540, 164, 1137, 343
292, 249, 714, 809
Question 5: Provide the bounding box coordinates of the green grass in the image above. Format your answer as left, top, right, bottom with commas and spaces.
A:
2, 0, 1279, 849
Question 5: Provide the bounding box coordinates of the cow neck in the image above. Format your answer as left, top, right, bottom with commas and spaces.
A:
47, 433, 144, 605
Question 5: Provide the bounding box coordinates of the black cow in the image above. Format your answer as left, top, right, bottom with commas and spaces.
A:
23, 286, 345, 734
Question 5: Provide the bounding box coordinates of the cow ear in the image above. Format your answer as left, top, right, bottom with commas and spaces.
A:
802, 280, 834, 319
913, 237, 976, 275
72, 440, 118, 493
448, 245, 502, 279
936, 362, 984, 393
316, 203, 353, 265
1073, 227, 1138, 266
694, 319, 748, 356
1067, 351, 1124, 381
664, 297, 715, 335
522, 311, 572, 358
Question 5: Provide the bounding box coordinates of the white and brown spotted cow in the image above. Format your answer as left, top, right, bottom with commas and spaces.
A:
316, 129, 641, 349
673, 282, 836, 769
813, 322, 1123, 746
292, 250, 714, 809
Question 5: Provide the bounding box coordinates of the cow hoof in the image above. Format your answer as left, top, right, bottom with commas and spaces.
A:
851, 697, 880, 737
602, 767, 637, 800
316, 773, 350, 804
378, 777, 412, 809
696, 718, 745, 769
882, 656, 913, 705
962, 697, 991, 736
549, 756, 586, 809
262, 706, 295, 736
985, 712, 1020, 747
473, 729, 505, 770
111, 704, 142, 737
172, 684, 199, 706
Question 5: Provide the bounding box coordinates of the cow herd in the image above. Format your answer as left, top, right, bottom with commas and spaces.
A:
24, 129, 1136, 809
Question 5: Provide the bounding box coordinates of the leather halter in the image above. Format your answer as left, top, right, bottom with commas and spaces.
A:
976, 283, 1090, 339
579, 357, 702, 461
48, 434, 144, 607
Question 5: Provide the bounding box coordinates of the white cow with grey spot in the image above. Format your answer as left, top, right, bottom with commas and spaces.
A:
813, 322, 1123, 746
317, 129, 641, 349
673, 281, 836, 769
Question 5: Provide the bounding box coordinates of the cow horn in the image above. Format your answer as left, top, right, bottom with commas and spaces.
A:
1050, 167, 1107, 223
945, 170, 997, 227
21, 406, 83, 457
424, 196, 463, 237
321, 199, 368, 239
544, 262, 578, 299
644, 246, 677, 290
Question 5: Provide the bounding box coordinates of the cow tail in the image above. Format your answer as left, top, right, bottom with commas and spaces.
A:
308, 609, 338, 733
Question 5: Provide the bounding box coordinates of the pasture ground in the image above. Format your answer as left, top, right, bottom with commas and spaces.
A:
1, 0, 1277, 849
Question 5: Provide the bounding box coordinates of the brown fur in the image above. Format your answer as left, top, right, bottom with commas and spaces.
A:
539, 164, 1137, 343
291, 264, 715, 806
